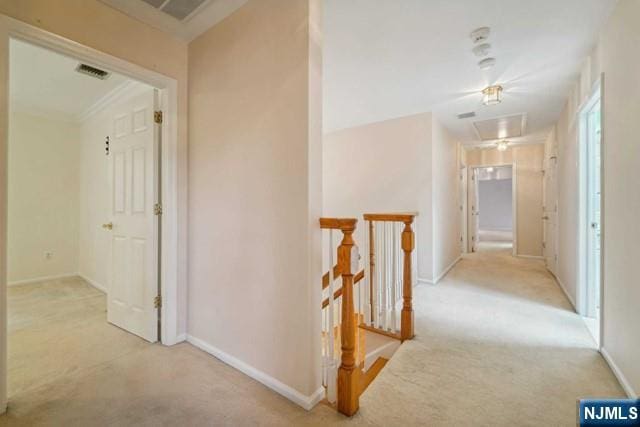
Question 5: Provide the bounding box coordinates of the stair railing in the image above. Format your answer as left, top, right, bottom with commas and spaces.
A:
319, 213, 416, 417
362, 213, 417, 341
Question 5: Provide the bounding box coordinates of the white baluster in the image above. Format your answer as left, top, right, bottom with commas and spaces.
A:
371, 222, 382, 328
326, 230, 337, 404
382, 222, 388, 330
364, 221, 371, 324
391, 222, 397, 331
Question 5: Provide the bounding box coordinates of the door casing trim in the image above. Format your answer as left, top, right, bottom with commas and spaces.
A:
0, 14, 185, 411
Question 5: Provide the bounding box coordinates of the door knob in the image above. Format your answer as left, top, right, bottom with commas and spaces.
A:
102, 222, 113, 230
542, 216, 550, 220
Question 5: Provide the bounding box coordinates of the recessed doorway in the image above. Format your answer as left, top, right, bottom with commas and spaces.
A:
468, 165, 515, 253
578, 79, 603, 347
0, 17, 184, 410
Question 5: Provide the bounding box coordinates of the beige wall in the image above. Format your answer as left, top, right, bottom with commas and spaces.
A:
555, 0, 640, 396
555, 104, 579, 301
323, 113, 433, 279
187, 0, 322, 403
599, 0, 640, 396
466, 144, 544, 257
0, 0, 189, 409
432, 118, 461, 279
77, 106, 110, 290
7, 111, 80, 283
323, 113, 461, 282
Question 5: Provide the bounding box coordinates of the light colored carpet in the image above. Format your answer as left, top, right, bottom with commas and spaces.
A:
357, 248, 625, 426
3, 277, 361, 426
2, 251, 625, 426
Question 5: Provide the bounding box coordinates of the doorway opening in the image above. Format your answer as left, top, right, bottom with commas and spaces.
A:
468, 165, 515, 253
6, 37, 162, 398
578, 80, 603, 347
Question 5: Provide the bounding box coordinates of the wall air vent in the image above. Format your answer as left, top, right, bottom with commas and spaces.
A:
457, 111, 476, 119
75, 63, 111, 80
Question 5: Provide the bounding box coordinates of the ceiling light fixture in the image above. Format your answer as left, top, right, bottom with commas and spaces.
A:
478, 57, 496, 70
472, 43, 491, 57
496, 140, 509, 151
482, 85, 503, 106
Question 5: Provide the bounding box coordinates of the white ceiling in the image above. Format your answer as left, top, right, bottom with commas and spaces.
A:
10, 39, 130, 122
323, 0, 617, 143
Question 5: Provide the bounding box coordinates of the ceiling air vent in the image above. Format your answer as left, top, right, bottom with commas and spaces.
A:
75, 63, 111, 80
141, 0, 208, 21
457, 111, 476, 119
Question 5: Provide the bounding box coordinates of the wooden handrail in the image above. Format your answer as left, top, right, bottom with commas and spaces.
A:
320, 217, 357, 230
362, 212, 418, 222
322, 264, 341, 289
321, 269, 364, 309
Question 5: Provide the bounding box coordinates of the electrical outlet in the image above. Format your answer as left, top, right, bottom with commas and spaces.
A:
44, 251, 53, 260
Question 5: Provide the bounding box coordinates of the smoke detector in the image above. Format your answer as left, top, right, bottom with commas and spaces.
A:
478, 57, 497, 70
472, 43, 491, 57
75, 63, 111, 80
470, 27, 491, 44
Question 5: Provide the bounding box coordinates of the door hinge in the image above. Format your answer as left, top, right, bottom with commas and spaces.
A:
154, 295, 162, 308
154, 111, 163, 124
154, 203, 163, 216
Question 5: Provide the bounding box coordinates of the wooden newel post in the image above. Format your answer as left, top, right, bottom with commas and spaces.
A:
400, 218, 415, 341
337, 219, 359, 416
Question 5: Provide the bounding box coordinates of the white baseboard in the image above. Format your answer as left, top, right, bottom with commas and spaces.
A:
77, 273, 107, 293
601, 348, 638, 398
433, 256, 461, 284
417, 256, 462, 285
8, 273, 77, 287
186, 335, 324, 410
553, 276, 577, 311
175, 333, 187, 343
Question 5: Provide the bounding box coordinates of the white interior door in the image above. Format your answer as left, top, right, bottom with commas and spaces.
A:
468, 168, 480, 252
586, 100, 602, 320
543, 155, 558, 275
107, 86, 159, 342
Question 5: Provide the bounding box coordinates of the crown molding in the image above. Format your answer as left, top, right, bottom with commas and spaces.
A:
11, 80, 147, 124
76, 80, 143, 122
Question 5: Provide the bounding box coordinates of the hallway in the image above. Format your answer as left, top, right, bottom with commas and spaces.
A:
0, 252, 627, 425
357, 249, 625, 426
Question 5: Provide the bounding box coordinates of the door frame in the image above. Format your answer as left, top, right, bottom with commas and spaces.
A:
467, 163, 517, 254
577, 75, 604, 348
459, 163, 468, 253
0, 15, 185, 408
